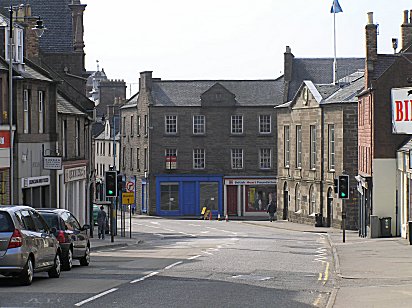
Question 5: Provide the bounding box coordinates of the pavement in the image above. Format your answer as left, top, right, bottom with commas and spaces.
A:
88, 215, 412, 307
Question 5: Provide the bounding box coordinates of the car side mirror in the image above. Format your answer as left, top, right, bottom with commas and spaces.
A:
82, 224, 90, 230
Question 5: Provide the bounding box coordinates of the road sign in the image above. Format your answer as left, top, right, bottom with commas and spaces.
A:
122, 192, 134, 204
126, 181, 135, 192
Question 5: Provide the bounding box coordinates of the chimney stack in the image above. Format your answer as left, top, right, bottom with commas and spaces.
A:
365, 12, 377, 87
139, 71, 153, 92
283, 46, 294, 102
401, 10, 412, 50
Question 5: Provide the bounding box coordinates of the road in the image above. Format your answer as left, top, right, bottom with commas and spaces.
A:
0, 218, 334, 307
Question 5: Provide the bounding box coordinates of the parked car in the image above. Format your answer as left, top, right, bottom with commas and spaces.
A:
0, 205, 62, 285
37, 209, 90, 271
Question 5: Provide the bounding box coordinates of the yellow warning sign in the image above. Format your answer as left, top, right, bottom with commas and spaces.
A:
201, 207, 207, 215
122, 192, 134, 204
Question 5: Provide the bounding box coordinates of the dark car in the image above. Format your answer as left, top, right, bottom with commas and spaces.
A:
37, 209, 90, 271
0, 205, 62, 285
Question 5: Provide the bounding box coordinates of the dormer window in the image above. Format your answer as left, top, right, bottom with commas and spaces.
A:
5, 27, 24, 64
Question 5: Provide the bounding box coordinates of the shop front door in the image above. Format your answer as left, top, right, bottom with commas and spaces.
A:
227, 185, 237, 215
183, 182, 196, 216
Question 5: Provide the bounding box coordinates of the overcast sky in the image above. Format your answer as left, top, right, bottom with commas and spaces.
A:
83, 0, 412, 96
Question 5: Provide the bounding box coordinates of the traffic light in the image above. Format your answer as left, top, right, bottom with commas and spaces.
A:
333, 178, 339, 194
105, 170, 117, 197
338, 175, 349, 199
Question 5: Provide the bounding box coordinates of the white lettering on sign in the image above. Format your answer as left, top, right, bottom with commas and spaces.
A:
21, 176, 50, 188
224, 179, 277, 185
0, 137, 4, 145
64, 166, 87, 183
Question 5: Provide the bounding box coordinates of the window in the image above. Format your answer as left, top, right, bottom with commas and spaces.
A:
23, 89, 30, 134
130, 115, 134, 136
144, 115, 148, 135
259, 148, 271, 169
38, 91, 44, 133
62, 120, 67, 158
231, 115, 243, 134
136, 148, 140, 171
329, 124, 335, 170
108, 141, 111, 156
193, 148, 205, 169
75, 119, 80, 157
160, 183, 179, 211
144, 148, 148, 170
309, 185, 316, 214
310, 125, 316, 169
5, 28, 24, 63
122, 117, 126, 136
165, 148, 177, 170
165, 115, 177, 134
295, 184, 301, 212
284, 126, 290, 168
200, 182, 218, 211
259, 115, 271, 134
296, 125, 302, 168
130, 148, 134, 170
231, 148, 243, 169
193, 115, 205, 134
137, 115, 141, 135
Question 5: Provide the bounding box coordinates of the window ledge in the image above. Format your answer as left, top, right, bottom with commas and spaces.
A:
295, 209, 302, 214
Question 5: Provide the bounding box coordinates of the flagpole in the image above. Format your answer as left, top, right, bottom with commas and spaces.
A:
333, 1, 337, 84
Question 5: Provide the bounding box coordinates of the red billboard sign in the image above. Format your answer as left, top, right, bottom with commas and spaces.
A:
0, 131, 10, 149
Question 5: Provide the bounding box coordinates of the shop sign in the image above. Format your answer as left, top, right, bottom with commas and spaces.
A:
224, 179, 277, 185
64, 166, 87, 183
22, 175, 50, 188
0, 131, 10, 149
43, 156, 62, 170
391, 87, 412, 133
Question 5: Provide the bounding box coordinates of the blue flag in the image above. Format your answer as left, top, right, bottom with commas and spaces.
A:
330, 0, 343, 13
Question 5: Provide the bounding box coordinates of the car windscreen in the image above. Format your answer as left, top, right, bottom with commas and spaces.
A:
39, 212, 59, 229
0, 212, 14, 232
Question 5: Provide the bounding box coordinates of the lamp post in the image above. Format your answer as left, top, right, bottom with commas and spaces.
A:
8, 4, 45, 204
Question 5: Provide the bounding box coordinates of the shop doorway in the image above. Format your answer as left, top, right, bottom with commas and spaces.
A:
227, 185, 237, 215
326, 188, 333, 227
283, 182, 288, 220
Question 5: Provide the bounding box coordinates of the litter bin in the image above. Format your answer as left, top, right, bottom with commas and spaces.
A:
409, 221, 412, 245
315, 213, 323, 227
380, 217, 392, 237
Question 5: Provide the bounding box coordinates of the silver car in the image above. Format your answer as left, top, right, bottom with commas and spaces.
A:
0, 205, 62, 285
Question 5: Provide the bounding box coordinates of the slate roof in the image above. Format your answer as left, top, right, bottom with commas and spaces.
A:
121, 92, 138, 109
323, 75, 365, 104
0, 0, 74, 53
151, 78, 285, 107
287, 57, 365, 101
398, 137, 412, 152
56, 93, 86, 115
372, 54, 397, 80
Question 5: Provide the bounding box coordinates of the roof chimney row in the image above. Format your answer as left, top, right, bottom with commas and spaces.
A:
401, 10, 412, 50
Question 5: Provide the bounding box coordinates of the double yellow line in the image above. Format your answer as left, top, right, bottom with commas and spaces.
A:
318, 262, 329, 285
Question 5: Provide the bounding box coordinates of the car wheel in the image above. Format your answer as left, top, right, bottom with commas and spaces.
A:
48, 253, 61, 278
62, 248, 73, 271
19, 257, 34, 286
80, 245, 90, 266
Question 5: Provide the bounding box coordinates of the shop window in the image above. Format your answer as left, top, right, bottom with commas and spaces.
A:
200, 182, 218, 211
160, 183, 179, 211
246, 186, 276, 212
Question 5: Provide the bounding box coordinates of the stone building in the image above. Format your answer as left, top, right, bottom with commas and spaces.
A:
121, 71, 283, 217
276, 73, 364, 229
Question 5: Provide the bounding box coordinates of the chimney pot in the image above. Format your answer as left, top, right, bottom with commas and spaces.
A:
404, 10, 409, 24
367, 12, 374, 24
285, 46, 291, 53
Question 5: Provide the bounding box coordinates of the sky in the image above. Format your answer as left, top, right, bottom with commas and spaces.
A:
83, 0, 412, 96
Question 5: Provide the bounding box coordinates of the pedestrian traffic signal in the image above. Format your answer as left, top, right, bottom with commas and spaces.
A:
338, 175, 349, 199
105, 170, 117, 197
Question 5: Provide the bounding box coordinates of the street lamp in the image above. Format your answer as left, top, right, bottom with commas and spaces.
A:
8, 5, 45, 204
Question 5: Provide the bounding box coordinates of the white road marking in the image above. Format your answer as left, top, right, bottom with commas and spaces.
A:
201, 250, 213, 255
164, 261, 183, 270
130, 271, 159, 284
187, 255, 201, 260
74, 288, 118, 306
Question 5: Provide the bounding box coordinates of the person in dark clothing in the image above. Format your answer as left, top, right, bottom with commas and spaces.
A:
97, 206, 107, 239
267, 193, 277, 222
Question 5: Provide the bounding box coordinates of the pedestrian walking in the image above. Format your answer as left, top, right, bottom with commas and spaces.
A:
267, 193, 277, 222
97, 206, 107, 239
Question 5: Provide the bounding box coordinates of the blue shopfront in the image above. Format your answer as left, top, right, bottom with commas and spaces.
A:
156, 175, 223, 216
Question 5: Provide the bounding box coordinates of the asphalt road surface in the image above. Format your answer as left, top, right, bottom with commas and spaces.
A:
0, 218, 334, 307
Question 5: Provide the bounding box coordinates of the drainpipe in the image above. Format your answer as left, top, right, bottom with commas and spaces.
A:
320, 107, 325, 225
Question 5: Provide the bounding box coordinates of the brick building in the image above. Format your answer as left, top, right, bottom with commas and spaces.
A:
357, 11, 412, 238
